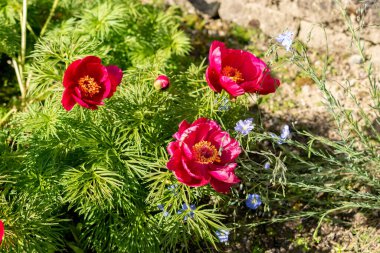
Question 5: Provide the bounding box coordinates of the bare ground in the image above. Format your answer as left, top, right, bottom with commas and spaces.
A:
182, 12, 380, 253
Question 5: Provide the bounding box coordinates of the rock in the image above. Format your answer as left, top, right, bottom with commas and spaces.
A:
218, 0, 299, 37
360, 2, 380, 44
161, 0, 380, 54
188, 0, 220, 17
165, 0, 220, 17
349, 54, 363, 65
298, 20, 352, 51
367, 45, 380, 71
279, 0, 341, 23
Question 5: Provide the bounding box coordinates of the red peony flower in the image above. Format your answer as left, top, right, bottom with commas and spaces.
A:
61, 56, 123, 111
167, 118, 241, 193
205, 41, 280, 97
154, 75, 170, 90
0, 220, 4, 244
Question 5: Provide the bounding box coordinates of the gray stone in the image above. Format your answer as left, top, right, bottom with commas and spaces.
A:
165, 0, 220, 17
218, 1, 299, 36
279, 0, 341, 23
367, 45, 380, 71
159, 0, 380, 54
360, 2, 380, 44
298, 20, 352, 51
188, 0, 220, 17
349, 54, 364, 65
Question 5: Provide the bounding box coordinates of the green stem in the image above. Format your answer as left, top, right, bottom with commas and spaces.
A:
16, 0, 28, 102
27, 22, 38, 40
21, 0, 27, 67
12, 58, 26, 100
40, 0, 59, 37
0, 107, 17, 126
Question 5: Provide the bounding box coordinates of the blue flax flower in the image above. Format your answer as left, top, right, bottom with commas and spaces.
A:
235, 118, 254, 136
246, 194, 262, 210
215, 229, 229, 243
214, 95, 231, 111
269, 124, 290, 144
157, 204, 169, 217
177, 203, 196, 221
276, 31, 294, 51
264, 162, 271, 170
280, 124, 290, 139
218, 98, 231, 111
167, 184, 178, 195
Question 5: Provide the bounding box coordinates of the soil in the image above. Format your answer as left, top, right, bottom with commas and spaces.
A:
181, 11, 380, 253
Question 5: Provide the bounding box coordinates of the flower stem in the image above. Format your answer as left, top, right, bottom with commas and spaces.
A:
0, 107, 17, 126
21, 0, 27, 67
40, 0, 59, 37
16, 0, 28, 103
12, 58, 26, 101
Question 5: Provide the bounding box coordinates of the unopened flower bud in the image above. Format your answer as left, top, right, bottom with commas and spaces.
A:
154, 75, 170, 90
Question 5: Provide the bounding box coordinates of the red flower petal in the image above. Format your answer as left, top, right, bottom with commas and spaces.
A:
181, 159, 210, 186
167, 151, 181, 172
82, 98, 104, 106
205, 67, 223, 93
61, 56, 122, 111
173, 120, 191, 140
62, 59, 82, 88
179, 125, 200, 147
209, 131, 241, 163
205, 40, 280, 97
168, 156, 204, 186
167, 141, 179, 156
240, 72, 280, 95
189, 123, 212, 143
210, 178, 237, 194
81, 55, 102, 65
167, 118, 241, 193
219, 76, 245, 97
61, 88, 76, 111
0, 220, 4, 244
72, 93, 96, 109
75, 57, 103, 83
182, 142, 193, 160
106, 65, 123, 98
191, 118, 220, 130
258, 72, 281, 95
220, 142, 241, 163
209, 163, 240, 184
209, 41, 225, 73
100, 78, 112, 100
76, 63, 110, 99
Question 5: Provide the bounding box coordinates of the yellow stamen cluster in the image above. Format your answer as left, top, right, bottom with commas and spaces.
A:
78, 75, 101, 97
222, 66, 244, 83
192, 141, 221, 164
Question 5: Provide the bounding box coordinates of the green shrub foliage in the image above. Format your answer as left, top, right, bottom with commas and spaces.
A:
1, 0, 379, 252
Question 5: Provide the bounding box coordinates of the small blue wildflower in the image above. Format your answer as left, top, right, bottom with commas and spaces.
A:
177, 203, 196, 220
215, 229, 229, 243
157, 204, 169, 217
167, 184, 178, 195
235, 118, 254, 136
214, 97, 230, 111
280, 124, 290, 139
246, 194, 262, 210
276, 30, 294, 51
219, 98, 231, 111
264, 162, 271, 170
269, 125, 291, 144
269, 132, 277, 138
269, 132, 282, 144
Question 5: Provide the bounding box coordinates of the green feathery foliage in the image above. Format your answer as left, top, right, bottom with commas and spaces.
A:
1, 0, 379, 252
